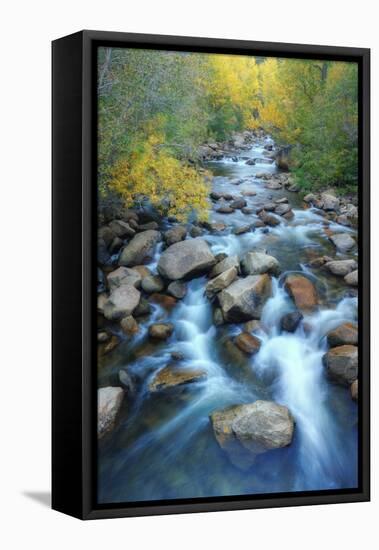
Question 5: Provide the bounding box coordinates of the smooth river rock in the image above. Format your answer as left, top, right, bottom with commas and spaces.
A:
284, 274, 318, 313
327, 322, 358, 347
234, 332, 261, 354
103, 285, 141, 320
325, 259, 357, 277
209, 255, 240, 278
329, 233, 356, 252
164, 225, 187, 246
98, 387, 124, 438
241, 251, 280, 276
210, 400, 295, 469
107, 266, 142, 290
218, 274, 272, 322
205, 267, 238, 298
149, 364, 207, 392
158, 238, 216, 280
148, 323, 174, 340
119, 230, 161, 266
351, 379, 358, 401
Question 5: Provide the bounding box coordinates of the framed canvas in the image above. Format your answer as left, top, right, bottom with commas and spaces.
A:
52, 30, 370, 520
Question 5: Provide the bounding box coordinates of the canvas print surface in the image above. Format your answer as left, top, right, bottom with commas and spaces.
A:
96, 47, 359, 504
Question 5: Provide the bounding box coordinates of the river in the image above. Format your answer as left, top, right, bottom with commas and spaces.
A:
98, 135, 358, 504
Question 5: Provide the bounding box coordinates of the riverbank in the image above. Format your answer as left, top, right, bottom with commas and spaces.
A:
97, 131, 358, 503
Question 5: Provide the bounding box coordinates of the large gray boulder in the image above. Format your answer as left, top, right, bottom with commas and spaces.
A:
164, 225, 187, 246
103, 285, 141, 320
209, 255, 240, 278
241, 251, 280, 276
327, 323, 358, 347
98, 387, 124, 439
119, 230, 161, 266
107, 266, 142, 290
329, 233, 356, 252
322, 345, 358, 386
218, 274, 272, 322
158, 238, 216, 280
210, 400, 295, 469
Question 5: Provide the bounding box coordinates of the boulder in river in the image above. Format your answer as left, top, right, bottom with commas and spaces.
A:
148, 322, 174, 340
98, 225, 116, 247
158, 238, 216, 281
103, 285, 141, 320
321, 193, 340, 212
205, 267, 238, 298
108, 219, 136, 238
344, 269, 358, 286
233, 224, 252, 235
167, 281, 187, 299
324, 259, 357, 277
329, 233, 356, 252
284, 274, 318, 313
275, 203, 292, 216
265, 180, 282, 190
107, 266, 142, 290
258, 210, 281, 226
230, 198, 247, 209
98, 387, 124, 439
260, 202, 276, 212
326, 322, 358, 347
241, 207, 255, 215
234, 332, 261, 354
150, 293, 177, 311
241, 251, 280, 276
135, 221, 159, 232
216, 205, 235, 214
303, 193, 316, 203
210, 400, 295, 469
322, 345, 358, 386
164, 225, 187, 246
149, 364, 207, 392
219, 274, 272, 322
120, 315, 139, 335
119, 230, 161, 266
275, 197, 288, 204
280, 311, 303, 332
351, 379, 358, 401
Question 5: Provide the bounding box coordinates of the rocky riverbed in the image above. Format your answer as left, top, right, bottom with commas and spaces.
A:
97, 131, 359, 503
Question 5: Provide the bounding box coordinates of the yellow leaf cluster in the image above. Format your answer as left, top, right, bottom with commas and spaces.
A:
109, 130, 210, 222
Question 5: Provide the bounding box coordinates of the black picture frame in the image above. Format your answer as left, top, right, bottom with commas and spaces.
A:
52, 30, 370, 520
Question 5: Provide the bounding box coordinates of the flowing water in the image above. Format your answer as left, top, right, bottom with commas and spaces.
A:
98, 135, 358, 503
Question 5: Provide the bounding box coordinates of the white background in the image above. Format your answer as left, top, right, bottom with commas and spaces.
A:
0, 0, 376, 548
